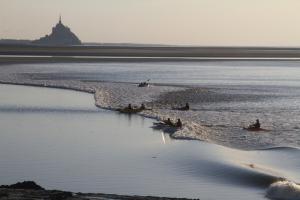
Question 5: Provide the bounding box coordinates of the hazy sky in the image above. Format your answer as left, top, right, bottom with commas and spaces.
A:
1, 0, 300, 46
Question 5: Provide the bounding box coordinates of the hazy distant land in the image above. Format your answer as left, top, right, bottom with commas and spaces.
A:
2, 44, 300, 57
2, 13, 300, 60
2, 45, 300, 65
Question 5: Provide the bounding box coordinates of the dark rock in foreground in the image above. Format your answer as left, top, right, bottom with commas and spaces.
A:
0, 181, 45, 190
0, 181, 198, 200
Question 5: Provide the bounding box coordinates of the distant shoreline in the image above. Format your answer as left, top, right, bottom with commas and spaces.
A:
2, 45, 300, 58
1, 55, 300, 66
2, 45, 300, 65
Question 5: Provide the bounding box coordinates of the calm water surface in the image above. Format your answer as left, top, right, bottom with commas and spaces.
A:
12, 60, 300, 86
0, 84, 300, 200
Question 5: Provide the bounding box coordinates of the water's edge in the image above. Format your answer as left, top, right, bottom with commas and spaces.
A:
0, 181, 196, 200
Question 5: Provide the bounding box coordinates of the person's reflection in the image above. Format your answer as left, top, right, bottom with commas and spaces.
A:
126, 113, 132, 126
140, 115, 145, 127
116, 111, 132, 126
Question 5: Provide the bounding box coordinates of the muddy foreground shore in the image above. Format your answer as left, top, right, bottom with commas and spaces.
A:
0, 181, 198, 200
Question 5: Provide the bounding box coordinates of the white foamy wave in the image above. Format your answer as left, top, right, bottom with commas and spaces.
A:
266, 181, 300, 200
172, 121, 211, 141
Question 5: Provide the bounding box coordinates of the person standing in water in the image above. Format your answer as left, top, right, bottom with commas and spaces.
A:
127, 104, 132, 110
253, 119, 260, 128
249, 119, 260, 129
164, 118, 174, 126
184, 103, 190, 110
176, 119, 182, 128
140, 103, 146, 110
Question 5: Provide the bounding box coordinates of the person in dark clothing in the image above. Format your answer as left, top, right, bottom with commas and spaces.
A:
164, 118, 174, 126
127, 104, 132, 110
249, 119, 260, 129
253, 119, 260, 128
176, 103, 190, 111
185, 103, 190, 110
176, 119, 182, 128
140, 103, 146, 110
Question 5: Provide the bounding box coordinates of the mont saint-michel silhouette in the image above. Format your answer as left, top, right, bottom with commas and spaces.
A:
33, 16, 81, 46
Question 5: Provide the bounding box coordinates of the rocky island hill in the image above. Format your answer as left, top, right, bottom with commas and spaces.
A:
33, 16, 81, 46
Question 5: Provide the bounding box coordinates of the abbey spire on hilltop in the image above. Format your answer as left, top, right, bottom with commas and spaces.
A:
33, 16, 81, 46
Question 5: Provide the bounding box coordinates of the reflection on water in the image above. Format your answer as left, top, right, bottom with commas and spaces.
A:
0, 84, 299, 200
11, 61, 300, 86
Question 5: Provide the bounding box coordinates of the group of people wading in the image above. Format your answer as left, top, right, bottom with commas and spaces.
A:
119, 102, 262, 130
117, 103, 147, 114
246, 119, 261, 129
163, 118, 182, 128
118, 102, 189, 128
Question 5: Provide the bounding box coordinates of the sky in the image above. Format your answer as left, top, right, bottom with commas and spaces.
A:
1, 0, 300, 46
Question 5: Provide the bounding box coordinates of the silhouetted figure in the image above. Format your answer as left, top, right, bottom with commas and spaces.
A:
176, 119, 182, 128
249, 119, 261, 129
127, 104, 132, 110
138, 81, 149, 87
185, 103, 190, 110
163, 118, 174, 126
174, 103, 190, 111
140, 103, 146, 110
253, 119, 261, 128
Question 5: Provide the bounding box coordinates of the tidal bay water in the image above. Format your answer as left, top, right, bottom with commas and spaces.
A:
0, 84, 299, 200
6, 60, 300, 148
